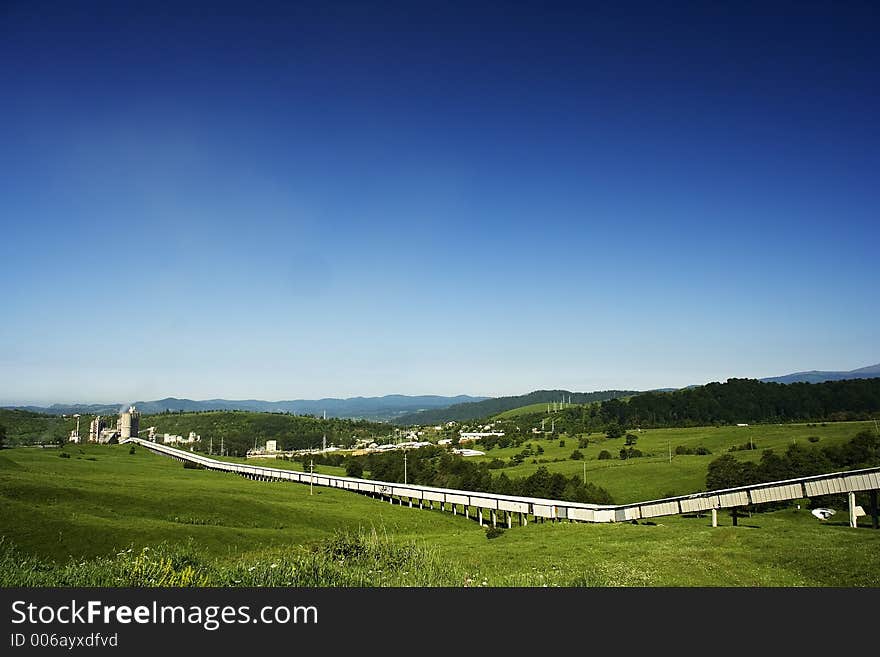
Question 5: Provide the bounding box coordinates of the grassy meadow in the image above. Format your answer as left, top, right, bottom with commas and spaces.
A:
1, 431, 879, 586
468, 420, 876, 503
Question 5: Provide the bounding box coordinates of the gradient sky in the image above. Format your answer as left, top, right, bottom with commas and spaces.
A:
2, 1, 878, 404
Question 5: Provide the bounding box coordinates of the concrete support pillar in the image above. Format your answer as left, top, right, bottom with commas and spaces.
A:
419, 499, 423, 509
711, 508, 718, 528
465, 506, 469, 520
389, 495, 393, 505
441, 501, 445, 512
479, 509, 483, 526
871, 490, 878, 530
849, 492, 858, 528
409, 498, 413, 508
507, 512, 512, 529
521, 512, 526, 526
430, 500, 434, 510
491, 509, 497, 528
453, 504, 457, 516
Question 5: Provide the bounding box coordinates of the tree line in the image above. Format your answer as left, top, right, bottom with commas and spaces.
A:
343, 446, 614, 504
705, 429, 880, 509
597, 378, 880, 428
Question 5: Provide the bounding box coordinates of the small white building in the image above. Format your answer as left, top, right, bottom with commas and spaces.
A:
459, 431, 505, 442
266, 440, 278, 452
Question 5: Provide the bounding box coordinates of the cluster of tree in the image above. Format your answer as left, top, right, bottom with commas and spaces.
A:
348, 446, 613, 504
706, 429, 880, 495
674, 445, 712, 455
619, 447, 643, 460
478, 432, 531, 451
598, 378, 880, 428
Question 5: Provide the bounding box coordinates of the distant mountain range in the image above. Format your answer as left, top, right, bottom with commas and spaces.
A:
760, 363, 880, 385
4, 362, 877, 423
3, 395, 488, 422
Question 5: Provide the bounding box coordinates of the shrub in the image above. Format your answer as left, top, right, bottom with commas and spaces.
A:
694, 446, 712, 455
570, 450, 584, 460
59, 452, 71, 459
129, 445, 136, 455
344, 459, 364, 478
598, 450, 612, 460
605, 423, 624, 440
485, 526, 505, 540
808, 436, 820, 443
183, 461, 204, 470
558, 439, 566, 448
620, 447, 643, 460
578, 437, 589, 449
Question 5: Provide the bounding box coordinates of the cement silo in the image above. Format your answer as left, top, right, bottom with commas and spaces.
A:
119, 406, 140, 439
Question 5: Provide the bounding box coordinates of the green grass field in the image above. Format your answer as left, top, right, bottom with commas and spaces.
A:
469, 420, 875, 503
1, 436, 879, 586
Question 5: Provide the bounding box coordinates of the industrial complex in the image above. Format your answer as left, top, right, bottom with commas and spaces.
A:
67, 406, 200, 447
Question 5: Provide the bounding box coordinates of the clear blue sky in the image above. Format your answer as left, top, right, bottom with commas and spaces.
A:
2, 1, 878, 404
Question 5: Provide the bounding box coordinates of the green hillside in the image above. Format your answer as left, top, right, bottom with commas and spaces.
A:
465, 421, 876, 503
2, 442, 879, 586
495, 402, 581, 418
393, 389, 638, 425
0, 409, 74, 444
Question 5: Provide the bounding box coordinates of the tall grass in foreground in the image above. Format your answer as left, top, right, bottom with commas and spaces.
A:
0, 530, 474, 587
0, 529, 636, 587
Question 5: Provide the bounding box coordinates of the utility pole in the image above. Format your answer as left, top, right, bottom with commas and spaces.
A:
668, 440, 672, 463
583, 461, 586, 484
209, 436, 213, 455
404, 450, 408, 485
310, 459, 314, 495
220, 436, 224, 457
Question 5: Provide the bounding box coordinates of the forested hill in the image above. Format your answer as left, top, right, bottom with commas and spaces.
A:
598, 377, 880, 428
0, 410, 392, 454
392, 389, 638, 425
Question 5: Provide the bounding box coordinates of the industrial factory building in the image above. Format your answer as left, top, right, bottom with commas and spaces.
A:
83, 406, 141, 444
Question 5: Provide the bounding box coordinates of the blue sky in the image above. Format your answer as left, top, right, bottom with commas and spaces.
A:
1, 1, 878, 404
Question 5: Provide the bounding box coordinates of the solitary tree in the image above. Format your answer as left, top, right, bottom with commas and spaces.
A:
605, 423, 624, 440
345, 458, 364, 479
